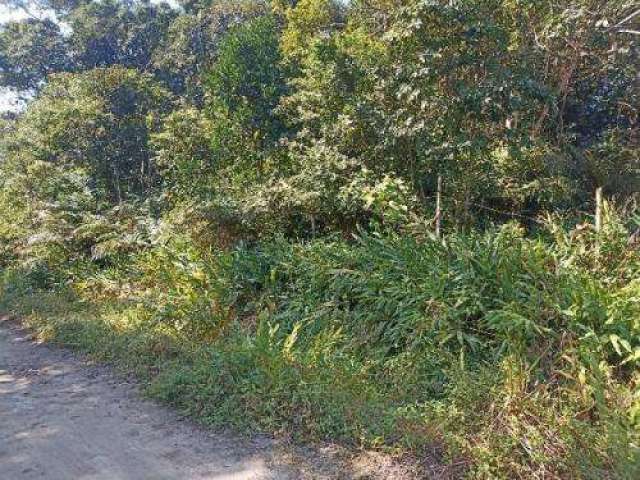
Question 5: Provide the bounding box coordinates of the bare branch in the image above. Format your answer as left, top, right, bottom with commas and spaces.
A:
617, 28, 640, 35
613, 9, 640, 28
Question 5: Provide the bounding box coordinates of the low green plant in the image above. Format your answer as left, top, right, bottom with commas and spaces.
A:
2, 213, 638, 478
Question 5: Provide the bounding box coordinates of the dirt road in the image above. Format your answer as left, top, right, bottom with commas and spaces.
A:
0, 321, 296, 480
0, 319, 431, 480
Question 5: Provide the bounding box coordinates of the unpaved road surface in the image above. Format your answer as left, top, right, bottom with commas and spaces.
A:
0, 322, 294, 480
0, 319, 434, 480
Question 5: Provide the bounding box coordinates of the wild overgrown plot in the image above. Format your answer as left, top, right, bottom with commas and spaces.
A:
1, 0, 639, 478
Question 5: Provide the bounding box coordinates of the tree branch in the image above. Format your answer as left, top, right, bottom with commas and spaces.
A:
613, 9, 640, 28
617, 28, 640, 35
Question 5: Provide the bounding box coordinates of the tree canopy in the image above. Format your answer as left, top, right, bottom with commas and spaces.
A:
1, 0, 637, 237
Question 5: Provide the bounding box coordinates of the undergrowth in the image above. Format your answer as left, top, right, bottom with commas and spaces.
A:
1, 217, 639, 479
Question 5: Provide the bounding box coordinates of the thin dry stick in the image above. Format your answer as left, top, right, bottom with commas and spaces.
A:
435, 174, 442, 239
595, 187, 603, 233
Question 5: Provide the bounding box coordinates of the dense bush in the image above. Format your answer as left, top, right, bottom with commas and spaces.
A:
3, 212, 638, 478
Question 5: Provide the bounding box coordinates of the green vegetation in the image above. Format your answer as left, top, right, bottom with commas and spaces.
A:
1, 0, 639, 477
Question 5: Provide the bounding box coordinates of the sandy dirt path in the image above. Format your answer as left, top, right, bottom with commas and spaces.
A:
0, 319, 434, 480
0, 322, 294, 480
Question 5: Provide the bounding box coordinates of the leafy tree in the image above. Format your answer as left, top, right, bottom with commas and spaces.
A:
545, 2, 640, 199
280, 0, 344, 63
153, 0, 268, 103
5, 66, 172, 203
66, 0, 177, 71
280, 22, 388, 162
381, 2, 540, 215
206, 14, 288, 170
0, 0, 177, 93
154, 13, 291, 245
152, 106, 214, 201
0, 0, 84, 16
376, 1, 639, 223
0, 18, 69, 90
